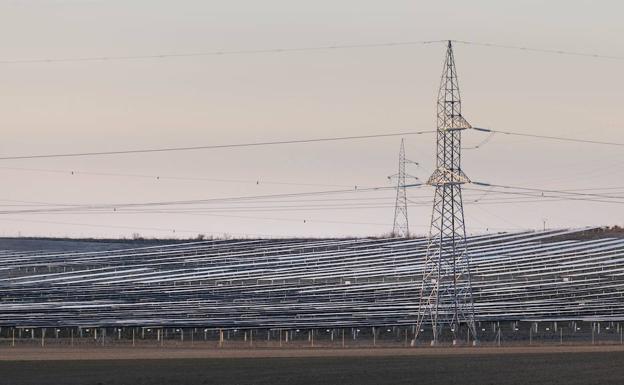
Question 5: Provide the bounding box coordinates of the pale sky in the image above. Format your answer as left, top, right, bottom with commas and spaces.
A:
0, 0, 622, 238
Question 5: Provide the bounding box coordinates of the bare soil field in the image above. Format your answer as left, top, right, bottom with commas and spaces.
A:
1, 346, 624, 385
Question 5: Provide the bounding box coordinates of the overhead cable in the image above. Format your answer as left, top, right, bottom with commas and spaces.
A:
0, 40, 445, 65
453, 40, 624, 61
0, 130, 435, 160
472, 127, 624, 147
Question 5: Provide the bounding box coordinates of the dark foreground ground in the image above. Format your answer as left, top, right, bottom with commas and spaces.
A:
2, 348, 624, 385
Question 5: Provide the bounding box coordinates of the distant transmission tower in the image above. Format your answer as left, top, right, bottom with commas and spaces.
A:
389, 139, 418, 238
415, 41, 477, 345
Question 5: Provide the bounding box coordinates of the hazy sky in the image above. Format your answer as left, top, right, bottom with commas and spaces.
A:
0, 1, 622, 238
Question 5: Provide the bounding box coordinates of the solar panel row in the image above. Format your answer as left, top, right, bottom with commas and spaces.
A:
1, 228, 623, 328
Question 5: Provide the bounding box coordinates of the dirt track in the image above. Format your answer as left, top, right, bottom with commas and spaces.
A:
3, 344, 624, 361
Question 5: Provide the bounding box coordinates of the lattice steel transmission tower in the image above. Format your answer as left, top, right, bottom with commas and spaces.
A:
415, 40, 477, 345
390, 139, 418, 238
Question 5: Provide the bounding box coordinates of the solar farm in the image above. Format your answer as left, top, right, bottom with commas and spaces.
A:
1, 227, 624, 345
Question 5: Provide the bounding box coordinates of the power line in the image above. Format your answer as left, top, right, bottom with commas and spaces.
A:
0, 215, 519, 237
0, 190, 502, 210
472, 182, 624, 200
3, 39, 621, 65
39, 204, 400, 214
462, 130, 495, 150
14, 195, 615, 215
472, 127, 624, 147
0, 40, 445, 65
453, 40, 624, 61
0, 184, 424, 215
0, 217, 286, 238
468, 183, 624, 205
0, 191, 539, 210
1, 182, 621, 216
0, 130, 435, 161
22, 205, 530, 232
1, 126, 618, 163
151, 212, 395, 227
3, 187, 621, 218
0, 166, 358, 188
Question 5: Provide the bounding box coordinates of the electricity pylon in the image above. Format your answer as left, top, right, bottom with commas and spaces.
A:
415, 40, 477, 345
389, 139, 418, 238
